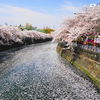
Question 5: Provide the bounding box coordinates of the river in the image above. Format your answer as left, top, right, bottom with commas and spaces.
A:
0, 42, 100, 100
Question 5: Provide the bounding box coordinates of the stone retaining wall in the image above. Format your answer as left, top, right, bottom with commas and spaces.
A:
57, 45, 100, 88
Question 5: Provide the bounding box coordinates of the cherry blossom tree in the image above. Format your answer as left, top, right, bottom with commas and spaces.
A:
54, 4, 100, 47
0, 26, 52, 47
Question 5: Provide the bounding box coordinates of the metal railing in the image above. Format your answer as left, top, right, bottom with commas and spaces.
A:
77, 44, 100, 53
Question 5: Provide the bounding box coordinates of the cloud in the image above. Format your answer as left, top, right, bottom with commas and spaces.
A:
61, 1, 81, 13
0, 3, 82, 28
0, 4, 61, 28
62, 6, 79, 12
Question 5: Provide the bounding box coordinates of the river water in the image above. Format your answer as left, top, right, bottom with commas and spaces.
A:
0, 42, 100, 100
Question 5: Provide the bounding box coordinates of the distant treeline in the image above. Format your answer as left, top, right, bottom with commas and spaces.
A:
18, 23, 55, 34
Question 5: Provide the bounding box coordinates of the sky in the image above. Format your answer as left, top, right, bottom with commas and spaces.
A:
0, 0, 99, 28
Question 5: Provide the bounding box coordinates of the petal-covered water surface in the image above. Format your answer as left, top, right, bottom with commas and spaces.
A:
0, 42, 100, 100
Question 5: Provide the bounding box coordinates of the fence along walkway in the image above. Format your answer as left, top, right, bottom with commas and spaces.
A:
79, 44, 100, 53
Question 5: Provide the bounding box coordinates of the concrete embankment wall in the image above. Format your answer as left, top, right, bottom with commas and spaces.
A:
0, 37, 52, 51
57, 45, 100, 88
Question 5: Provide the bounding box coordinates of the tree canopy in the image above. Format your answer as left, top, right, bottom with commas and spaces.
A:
54, 5, 100, 46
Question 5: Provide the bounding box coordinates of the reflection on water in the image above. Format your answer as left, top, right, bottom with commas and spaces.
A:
0, 42, 100, 100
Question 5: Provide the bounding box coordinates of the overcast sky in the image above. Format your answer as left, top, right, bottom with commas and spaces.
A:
0, 0, 99, 28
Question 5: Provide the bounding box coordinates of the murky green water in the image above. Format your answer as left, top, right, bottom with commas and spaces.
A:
0, 42, 100, 100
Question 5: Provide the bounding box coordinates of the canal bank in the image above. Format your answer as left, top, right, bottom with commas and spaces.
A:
57, 43, 100, 89
0, 37, 52, 52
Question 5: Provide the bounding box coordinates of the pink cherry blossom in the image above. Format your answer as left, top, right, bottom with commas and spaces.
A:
54, 5, 100, 47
